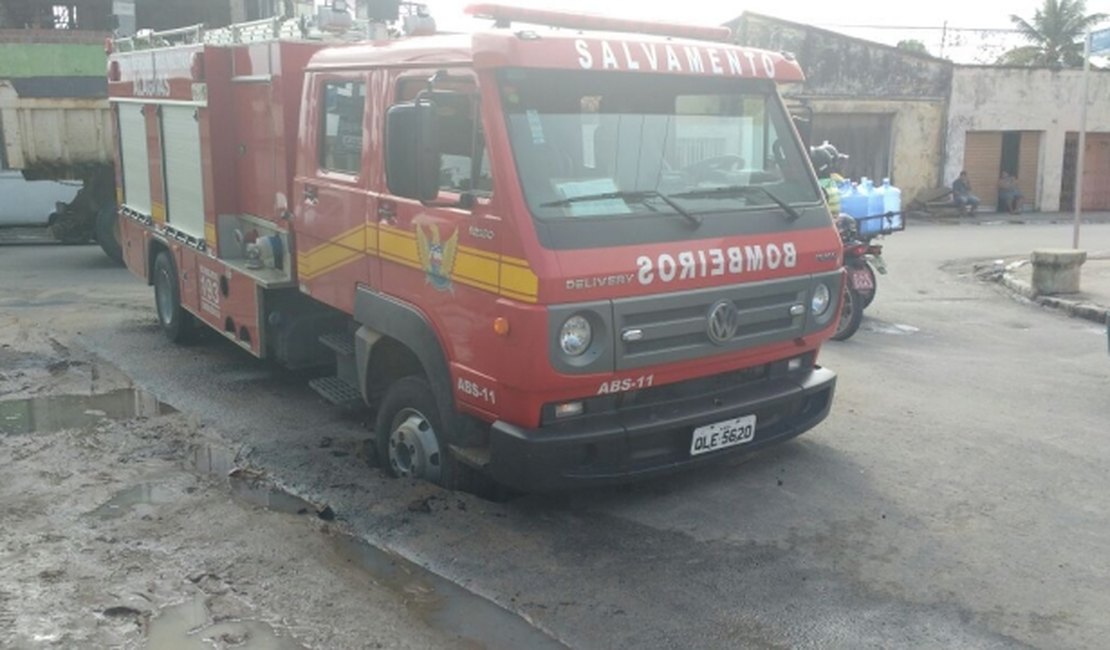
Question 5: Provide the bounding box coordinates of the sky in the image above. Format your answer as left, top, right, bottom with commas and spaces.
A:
411, 0, 1110, 63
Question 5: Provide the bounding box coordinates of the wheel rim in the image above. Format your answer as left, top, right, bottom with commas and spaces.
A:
155, 266, 174, 326
388, 408, 442, 482
838, 289, 855, 334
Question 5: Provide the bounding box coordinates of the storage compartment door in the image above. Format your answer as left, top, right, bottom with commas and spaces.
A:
161, 106, 206, 238
118, 103, 152, 216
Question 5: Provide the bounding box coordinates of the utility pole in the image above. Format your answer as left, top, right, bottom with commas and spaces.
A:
1073, 27, 1090, 249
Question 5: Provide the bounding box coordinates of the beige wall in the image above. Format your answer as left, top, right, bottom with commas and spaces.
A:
809, 98, 946, 205
945, 67, 1110, 211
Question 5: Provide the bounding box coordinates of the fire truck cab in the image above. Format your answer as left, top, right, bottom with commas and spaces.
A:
111, 5, 842, 491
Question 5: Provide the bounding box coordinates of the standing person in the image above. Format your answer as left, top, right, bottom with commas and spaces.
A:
998, 171, 1023, 214
953, 171, 980, 215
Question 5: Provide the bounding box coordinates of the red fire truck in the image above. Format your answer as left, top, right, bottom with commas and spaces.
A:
110, 4, 843, 491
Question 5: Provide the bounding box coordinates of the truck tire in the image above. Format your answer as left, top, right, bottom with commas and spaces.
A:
153, 251, 195, 344
96, 204, 124, 265
375, 375, 478, 491
831, 285, 864, 341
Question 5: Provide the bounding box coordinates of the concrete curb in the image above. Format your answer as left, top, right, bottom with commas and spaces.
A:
998, 261, 1110, 325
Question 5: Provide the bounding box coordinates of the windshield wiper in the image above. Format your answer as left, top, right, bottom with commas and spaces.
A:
670, 185, 803, 223
541, 190, 702, 228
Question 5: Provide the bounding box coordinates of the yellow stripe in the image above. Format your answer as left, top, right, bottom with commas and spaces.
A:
302, 248, 362, 280
365, 224, 379, 253
204, 222, 216, 245
379, 228, 420, 264
298, 223, 365, 267
299, 222, 539, 303
151, 202, 166, 224
115, 187, 124, 205
300, 243, 359, 280
500, 260, 539, 302
454, 251, 499, 288
459, 243, 501, 261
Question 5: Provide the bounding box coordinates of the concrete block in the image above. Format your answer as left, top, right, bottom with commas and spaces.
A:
1030, 249, 1087, 295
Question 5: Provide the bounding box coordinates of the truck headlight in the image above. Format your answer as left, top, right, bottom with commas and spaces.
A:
811, 284, 831, 316
559, 315, 592, 357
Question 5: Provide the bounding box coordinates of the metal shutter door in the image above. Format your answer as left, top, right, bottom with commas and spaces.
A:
963, 132, 1002, 209
1082, 133, 1110, 211
118, 104, 151, 215
161, 106, 205, 238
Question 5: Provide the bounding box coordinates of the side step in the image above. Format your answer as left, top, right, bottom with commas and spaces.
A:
308, 375, 363, 409
309, 331, 363, 409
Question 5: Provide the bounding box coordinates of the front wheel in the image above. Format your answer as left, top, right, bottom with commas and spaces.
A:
375, 376, 477, 491
831, 285, 864, 341
152, 251, 195, 344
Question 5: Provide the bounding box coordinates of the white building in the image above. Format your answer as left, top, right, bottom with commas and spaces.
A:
943, 66, 1110, 212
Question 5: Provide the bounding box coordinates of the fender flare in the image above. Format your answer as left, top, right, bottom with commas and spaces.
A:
353, 287, 456, 430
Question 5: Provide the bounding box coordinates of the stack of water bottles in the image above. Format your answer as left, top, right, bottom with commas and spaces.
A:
838, 177, 903, 238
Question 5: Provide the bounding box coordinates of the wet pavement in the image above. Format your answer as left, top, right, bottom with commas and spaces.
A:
3, 225, 1110, 648
0, 372, 566, 649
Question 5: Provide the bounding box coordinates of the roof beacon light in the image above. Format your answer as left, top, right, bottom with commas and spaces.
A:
464, 3, 732, 42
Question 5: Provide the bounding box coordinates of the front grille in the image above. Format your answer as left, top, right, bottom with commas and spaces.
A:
613, 276, 812, 370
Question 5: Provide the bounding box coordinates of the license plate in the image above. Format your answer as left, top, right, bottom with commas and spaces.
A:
690, 414, 757, 456
850, 267, 874, 291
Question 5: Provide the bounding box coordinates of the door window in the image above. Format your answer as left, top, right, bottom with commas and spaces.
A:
320, 80, 366, 175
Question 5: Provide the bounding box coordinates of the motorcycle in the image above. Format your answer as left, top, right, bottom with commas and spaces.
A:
832, 214, 892, 341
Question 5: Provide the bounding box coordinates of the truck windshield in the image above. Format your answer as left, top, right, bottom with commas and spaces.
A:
497, 68, 821, 223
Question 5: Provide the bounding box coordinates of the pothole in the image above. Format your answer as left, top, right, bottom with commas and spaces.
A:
0, 388, 175, 435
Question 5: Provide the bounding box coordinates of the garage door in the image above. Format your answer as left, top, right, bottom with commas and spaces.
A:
1082, 133, 1110, 211
963, 132, 1002, 210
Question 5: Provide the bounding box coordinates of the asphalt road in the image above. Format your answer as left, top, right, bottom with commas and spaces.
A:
2, 221, 1108, 649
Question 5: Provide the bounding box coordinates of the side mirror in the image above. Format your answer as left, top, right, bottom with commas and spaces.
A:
385, 101, 440, 202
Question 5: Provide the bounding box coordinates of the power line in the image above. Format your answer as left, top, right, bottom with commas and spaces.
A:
814, 23, 1023, 34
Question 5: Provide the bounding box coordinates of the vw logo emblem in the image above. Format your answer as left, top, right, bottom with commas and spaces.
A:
706, 300, 740, 345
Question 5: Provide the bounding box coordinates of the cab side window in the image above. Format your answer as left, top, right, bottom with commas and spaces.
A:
396, 78, 492, 195
320, 80, 366, 175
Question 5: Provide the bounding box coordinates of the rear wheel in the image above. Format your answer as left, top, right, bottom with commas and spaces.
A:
858, 264, 877, 309
153, 251, 195, 344
831, 285, 864, 341
375, 376, 481, 491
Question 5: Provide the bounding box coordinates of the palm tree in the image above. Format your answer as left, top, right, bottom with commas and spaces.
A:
997, 0, 1107, 67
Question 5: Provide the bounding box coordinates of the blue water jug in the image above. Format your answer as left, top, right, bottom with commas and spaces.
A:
882, 178, 902, 230
841, 182, 867, 219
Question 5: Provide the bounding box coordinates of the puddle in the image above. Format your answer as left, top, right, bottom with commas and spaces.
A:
191, 444, 317, 515
146, 594, 306, 650
862, 321, 921, 335
89, 484, 179, 520
0, 388, 175, 435
335, 537, 567, 650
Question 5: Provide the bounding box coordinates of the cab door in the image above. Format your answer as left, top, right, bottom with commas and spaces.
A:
293, 73, 372, 314
377, 69, 501, 368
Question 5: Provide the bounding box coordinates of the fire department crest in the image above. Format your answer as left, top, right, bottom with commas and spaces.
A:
416, 225, 459, 291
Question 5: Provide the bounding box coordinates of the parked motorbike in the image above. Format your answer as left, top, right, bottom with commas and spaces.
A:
832, 215, 891, 341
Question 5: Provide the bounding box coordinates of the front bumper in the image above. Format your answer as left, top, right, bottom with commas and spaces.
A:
489, 367, 836, 491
